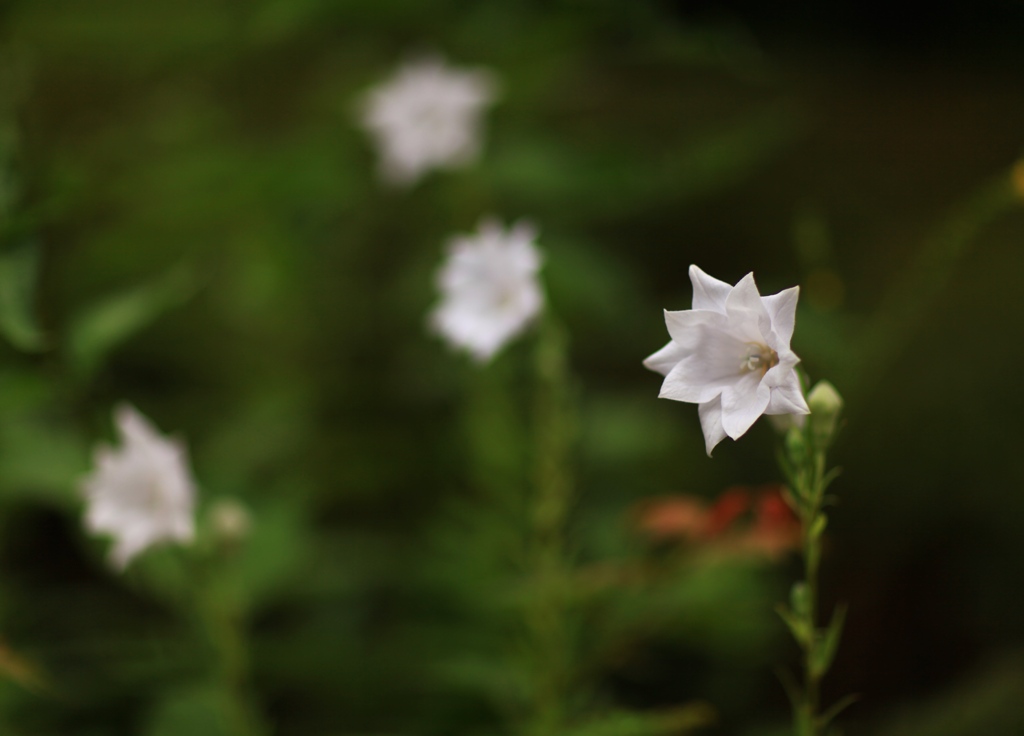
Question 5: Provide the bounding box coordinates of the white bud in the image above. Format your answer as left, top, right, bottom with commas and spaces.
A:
807, 380, 843, 448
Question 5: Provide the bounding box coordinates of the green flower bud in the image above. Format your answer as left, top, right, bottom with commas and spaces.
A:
807, 380, 843, 448
208, 498, 252, 545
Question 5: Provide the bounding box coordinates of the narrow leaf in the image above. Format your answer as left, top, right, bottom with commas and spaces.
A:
821, 466, 843, 493
775, 665, 802, 709
67, 265, 196, 377
790, 582, 810, 618
811, 603, 848, 678
776, 603, 811, 646
809, 513, 828, 542
819, 693, 860, 729
0, 242, 47, 351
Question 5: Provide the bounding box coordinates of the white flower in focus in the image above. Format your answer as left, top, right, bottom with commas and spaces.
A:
430, 218, 543, 362
81, 404, 196, 569
644, 265, 810, 455
358, 54, 497, 186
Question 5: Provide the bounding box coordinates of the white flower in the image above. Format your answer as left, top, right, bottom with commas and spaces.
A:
644, 265, 810, 455
81, 404, 196, 569
358, 54, 497, 186
430, 218, 543, 362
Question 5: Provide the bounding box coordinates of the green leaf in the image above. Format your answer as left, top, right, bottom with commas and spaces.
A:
809, 513, 828, 542
775, 666, 802, 709
66, 264, 196, 377
790, 582, 810, 619
0, 242, 47, 351
819, 693, 860, 731
821, 466, 843, 494
776, 603, 811, 647
812, 604, 848, 678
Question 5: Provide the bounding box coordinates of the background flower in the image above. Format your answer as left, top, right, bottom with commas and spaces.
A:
358, 54, 497, 186
81, 405, 196, 569
430, 218, 543, 362
645, 265, 809, 454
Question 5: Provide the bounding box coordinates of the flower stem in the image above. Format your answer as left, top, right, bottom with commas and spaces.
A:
796, 451, 826, 736
526, 317, 576, 736
193, 561, 267, 736
778, 382, 847, 736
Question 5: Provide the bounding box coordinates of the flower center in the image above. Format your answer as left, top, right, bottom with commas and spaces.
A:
741, 343, 779, 376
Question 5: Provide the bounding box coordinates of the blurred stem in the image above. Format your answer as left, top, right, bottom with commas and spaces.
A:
856, 173, 1019, 396
192, 559, 267, 736
526, 317, 576, 736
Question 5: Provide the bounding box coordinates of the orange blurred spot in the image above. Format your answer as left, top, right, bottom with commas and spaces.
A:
634, 495, 708, 540
0, 639, 47, 693
706, 487, 751, 536
742, 486, 801, 558
1012, 160, 1024, 200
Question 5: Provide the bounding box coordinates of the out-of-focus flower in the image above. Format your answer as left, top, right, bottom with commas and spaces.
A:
81, 404, 196, 569
430, 218, 543, 362
742, 486, 801, 559
632, 485, 799, 560
704, 487, 752, 536
358, 54, 497, 186
634, 495, 708, 541
644, 265, 810, 455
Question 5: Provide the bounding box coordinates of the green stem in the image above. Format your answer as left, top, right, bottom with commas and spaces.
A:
526, 317, 575, 736
193, 562, 266, 736
780, 421, 844, 736
798, 453, 825, 736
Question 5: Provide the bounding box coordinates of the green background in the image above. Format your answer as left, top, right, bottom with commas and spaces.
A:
0, 1, 1021, 734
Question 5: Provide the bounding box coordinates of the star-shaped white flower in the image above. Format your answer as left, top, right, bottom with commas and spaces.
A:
430, 218, 543, 363
358, 54, 497, 186
81, 404, 196, 569
644, 265, 810, 455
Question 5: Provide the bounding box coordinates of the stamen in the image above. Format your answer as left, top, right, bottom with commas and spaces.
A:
742, 343, 779, 376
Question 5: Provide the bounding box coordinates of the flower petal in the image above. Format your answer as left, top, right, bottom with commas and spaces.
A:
688, 265, 732, 314
659, 355, 734, 404
663, 308, 728, 349
720, 371, 771, 439
698, 396, 729, 456
724, 273, 772, 342
764, 367, 810, 416
761, 286, 799, 348
643, 340, 686, 376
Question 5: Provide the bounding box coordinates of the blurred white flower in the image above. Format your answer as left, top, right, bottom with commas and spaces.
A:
81, 404, 196, 569
430, 218, 543, 362
358, 54, 497, 186
644, 265, 809, 455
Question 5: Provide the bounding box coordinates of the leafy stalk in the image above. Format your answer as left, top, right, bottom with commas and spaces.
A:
776, 381, 849, 736
526, 316, 576, 736
191, 552, 268, 736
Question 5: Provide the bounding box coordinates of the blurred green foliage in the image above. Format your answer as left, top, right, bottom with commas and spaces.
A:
0, 1, 1019, 735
